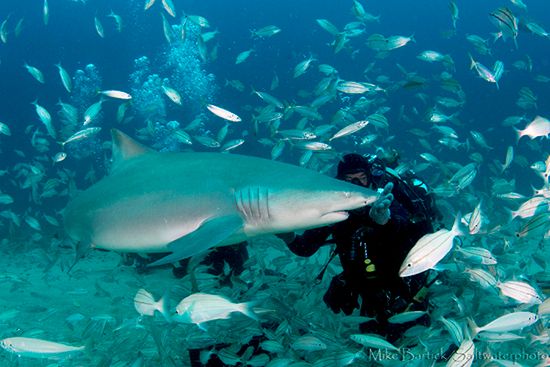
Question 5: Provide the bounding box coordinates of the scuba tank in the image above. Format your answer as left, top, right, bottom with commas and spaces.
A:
365, 153, 438, 225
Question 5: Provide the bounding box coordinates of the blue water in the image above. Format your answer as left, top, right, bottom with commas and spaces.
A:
1, 0, 548, 177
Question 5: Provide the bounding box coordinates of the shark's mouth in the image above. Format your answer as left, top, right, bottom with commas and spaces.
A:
322, 211, 350, 222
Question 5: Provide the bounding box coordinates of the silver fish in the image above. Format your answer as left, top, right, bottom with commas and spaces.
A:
0, 337, 84, 359
469, 312, 538, 336
400, 215, 463, 277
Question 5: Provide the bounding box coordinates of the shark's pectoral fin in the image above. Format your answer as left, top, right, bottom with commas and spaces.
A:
148, 215, 244, 267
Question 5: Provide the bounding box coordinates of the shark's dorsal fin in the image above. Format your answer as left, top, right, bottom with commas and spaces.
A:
111, 129, 154, 172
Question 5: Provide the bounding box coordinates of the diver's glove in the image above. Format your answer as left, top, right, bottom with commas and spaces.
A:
369, 182, 393, 225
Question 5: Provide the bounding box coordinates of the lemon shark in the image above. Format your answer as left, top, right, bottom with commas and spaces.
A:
64, 129, 380, 266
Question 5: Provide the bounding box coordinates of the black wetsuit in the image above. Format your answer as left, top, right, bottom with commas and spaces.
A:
287, 173, 436, 339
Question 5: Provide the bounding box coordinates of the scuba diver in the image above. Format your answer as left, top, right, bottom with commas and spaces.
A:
281, 152, 442, 342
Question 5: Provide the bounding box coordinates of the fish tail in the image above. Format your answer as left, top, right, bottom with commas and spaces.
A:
157, 294, 172, 322
443, 55, 454, 69
237, 301, 259, 321
451, 295, 465, 315
514, 127, 524, 143
499, 161, 506, 174
449, 112, 459, 124
468, 53, 475, 69
134, 288, 155, 313
134, 288, 166, 317
451, 212, 464, 237
466, 317, 480, 338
